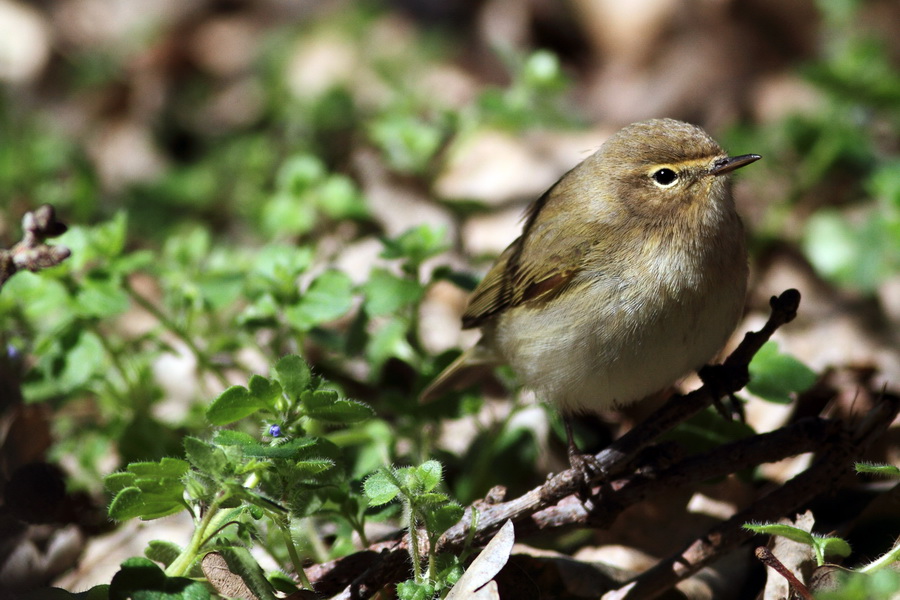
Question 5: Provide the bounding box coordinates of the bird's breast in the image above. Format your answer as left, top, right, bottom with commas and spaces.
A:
494, 227, 747, 413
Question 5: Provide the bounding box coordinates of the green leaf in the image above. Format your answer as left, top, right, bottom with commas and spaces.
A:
665, 407, 756, 452
366, 318, 416, 369
415, 460, 442, 493
75, 275, 130, 318
362, 268, 424, 316
286, 486, 325, 517
21, 586, 110, 600
92, 212, 128, 258
317, 174, 368, 219
163, 227, 211, 266
237, 294, 279, 326
416, 492, 450, 506
743, 522, 815, 546
803, 211, 866, 288
522, 50, 563, 87
60, 330, 105, 390
368, 114, 444, 174
426, 503, 464, 537
380, 224, 449, 266
107, 487, 146, 520
145, 540, 183, 568
143, 479, 186, 499
107, 457, 190, 520
747, 342, 817, 403
814, 536, 852, 561
274, 355, 311, 399
302, 390, 374, 424
868, 160, 900, 209
196, 272, 244, 310
207, 386, 270, 426
855, 462, 900, 478
248, 375, 281, 408
261, 190, 317, 236
108, 486, 184, 521
253, 244, 313, 280
396, 580, 436, 600
284, 270, 354, 331
59, 212, 127, 270
240, 437, 318, 459
276, 154, 326, 193
127, 458, 190, 479
4, 273, 75, 333
104, 472, 137, 494
109, 557, 209, 600
817, 570, 900, 600
364, 470, 401, 506
183, 437, 230, 478
212, 430, 258, 448
291, 458, 335, 476
267, 570, 300, 595
113, 249, 155, 275
205, 506, 255, 541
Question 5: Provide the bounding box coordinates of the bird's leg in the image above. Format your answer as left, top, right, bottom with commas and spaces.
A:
563, 416, 582, 467
698, 363, 748, 421
563, 415, 604, 497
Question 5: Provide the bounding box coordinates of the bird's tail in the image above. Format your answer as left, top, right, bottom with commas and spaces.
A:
418, 343, 500, 403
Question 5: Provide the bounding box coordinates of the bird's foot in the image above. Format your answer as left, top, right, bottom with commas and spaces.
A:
699, 363, 749, 421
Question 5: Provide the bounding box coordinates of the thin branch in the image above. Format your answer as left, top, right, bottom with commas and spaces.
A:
526, 416, 839, 534
754, 546, 815, 600
0, 205, 70, 290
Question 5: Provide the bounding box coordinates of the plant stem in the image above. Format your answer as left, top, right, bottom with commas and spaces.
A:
352, 515, 370, 548
302, 517, 330, 564
858, 540, 900, 573
91, 325, 131, 403
406, 503, 423, 583
166, 496, 222, 577
278, 519, 313, 589
426, 534, 437, 582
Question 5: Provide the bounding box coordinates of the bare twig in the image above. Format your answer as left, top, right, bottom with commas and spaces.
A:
754, 546, 815, 600
527, 416, 839, 533
0, 205, 70, 290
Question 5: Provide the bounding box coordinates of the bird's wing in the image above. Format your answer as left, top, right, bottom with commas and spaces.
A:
461, 179, 591, 329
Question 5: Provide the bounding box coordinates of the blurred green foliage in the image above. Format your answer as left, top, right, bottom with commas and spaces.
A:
731, 0, 900, 291
2, 1, 898, 597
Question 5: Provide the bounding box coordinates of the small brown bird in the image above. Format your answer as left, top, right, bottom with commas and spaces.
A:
421, 118, 758, 454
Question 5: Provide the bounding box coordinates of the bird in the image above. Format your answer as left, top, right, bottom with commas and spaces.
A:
421, 118, 759, 460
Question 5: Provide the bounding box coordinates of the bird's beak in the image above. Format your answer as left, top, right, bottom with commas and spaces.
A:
710, 154, 761, 176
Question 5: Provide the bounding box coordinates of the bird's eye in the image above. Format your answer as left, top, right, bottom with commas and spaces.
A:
651, 168, 678, 187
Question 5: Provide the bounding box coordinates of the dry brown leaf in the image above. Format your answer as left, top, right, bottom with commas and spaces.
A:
445, 519, 514, 600
201, 552, 258, 600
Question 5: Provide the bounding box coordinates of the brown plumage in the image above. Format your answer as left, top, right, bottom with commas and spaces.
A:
421, 119, 758, 418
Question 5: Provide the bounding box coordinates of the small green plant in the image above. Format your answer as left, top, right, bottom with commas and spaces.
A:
476, 49, 578, 130
745, 462, 900, 598
102, 354, 375, 598
731, 0, 900, 293
364, 461, 465, 599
